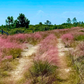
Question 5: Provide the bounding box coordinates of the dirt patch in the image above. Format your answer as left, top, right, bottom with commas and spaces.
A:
9, 44, 39, 83
57, 39, 72, 79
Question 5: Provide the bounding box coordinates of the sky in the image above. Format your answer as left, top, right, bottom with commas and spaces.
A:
0, 0, 84, 25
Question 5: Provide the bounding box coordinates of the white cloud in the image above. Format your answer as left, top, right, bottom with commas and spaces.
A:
36, 10, 44, 15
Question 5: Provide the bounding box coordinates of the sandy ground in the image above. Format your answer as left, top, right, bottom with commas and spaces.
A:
8, 39, 73, 83
57, 39, 73, 79
9, 44, 39, 82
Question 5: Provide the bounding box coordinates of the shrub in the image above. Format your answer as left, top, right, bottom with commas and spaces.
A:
77, 42, 84, 57
39, 34, 57, 53
35, 34, 59, 67
75, 35, 84, 41
0, 35, 23, 65
69, 42, 84, 84
6, 33, 42, 44
30, 32, 42, 45
2, 55, 12, 61
33, 32, 42, 40
28, 60, 57, 84
61, 33, 74, 47
36, 47, 59, 66
0, 35, 23, 80
6, 48, 22, 59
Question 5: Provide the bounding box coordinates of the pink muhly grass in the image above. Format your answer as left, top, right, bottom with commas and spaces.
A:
77, 42, 84, 57
38, 34, 57, 54
14, 34, 26, 39
0, 37, 22, 49
0, 36, 23, 61
35, 34, 59, 66
7, 34, 28, 42
33, 32, 42, 40
43, 47, 58, 66
0, 41, 22, 49
28, 32, 43, 44
6, 35, 15, 42
6, 33, 43, 44
4, 42, 22, 49
39, 31, 50, 38
7, 34, 31, 43
13, 34, 28, 43
25, 34, 32, 39
0, 51, 2, 62
2, 55, 12, 61
35, 47, 59, 66
69, 42, 84, 60
61, 33, 74, 47
58, 29, 69, 32
41, 34, 57, 46
7, 33, 42, 43
78, 42, 84, 51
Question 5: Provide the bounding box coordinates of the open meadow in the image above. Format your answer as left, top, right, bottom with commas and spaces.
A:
0, 27, 84, 84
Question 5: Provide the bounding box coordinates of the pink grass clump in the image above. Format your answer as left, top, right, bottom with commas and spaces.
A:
35, 34, 59, 66
41, 47, 59, 66
69, 42, 84, 60
7, 33, 42, 44
0, 51, 2, 62
0, 36, 23, 61
2, 55, 12, 61
11, 34, 29, 43
0, 37, 22, 49
13, 33, 42, 43
14, 34, 28, 41
7, 34, 31, 43
33, 32, 42, 40
61, 33, 74, 47
77, 42, 84, 57
39, 34, 57, 53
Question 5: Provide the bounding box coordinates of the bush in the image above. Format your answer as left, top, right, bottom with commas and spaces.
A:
69, 42, 84, 84
76, 42, 84, 58
34, 34, 59, 67
28, 60, 57, 84
61, 33, 74, 47
75, 35, 84, 41
7, 48, 22, 59
39, 34, 57, 53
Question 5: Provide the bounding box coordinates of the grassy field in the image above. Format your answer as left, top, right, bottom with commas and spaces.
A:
0, 27, 84, 84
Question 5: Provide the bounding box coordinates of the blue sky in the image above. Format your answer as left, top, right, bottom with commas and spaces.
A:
0, 0, 84, 25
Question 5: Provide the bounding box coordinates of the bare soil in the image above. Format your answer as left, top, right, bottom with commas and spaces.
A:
9, 44, 39, 83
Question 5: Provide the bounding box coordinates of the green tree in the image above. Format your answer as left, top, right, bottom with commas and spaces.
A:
17, 13, 30, 28
6, 16, 13, 28
25, 19, 30, 28
53, 24, 57, 29
44, 20, 52, 31
17, 13, 26, 27
72, 17, 77, 23
67, 18, 71, 24
44, 20, 51, 25
39, 22, 43, 25
14, 20, 19, 28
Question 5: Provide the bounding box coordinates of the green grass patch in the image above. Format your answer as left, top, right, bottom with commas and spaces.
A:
3, 48, 22, 59
22, 60, 57, 84
56, 52, 80, 84
75, 35, 84, 41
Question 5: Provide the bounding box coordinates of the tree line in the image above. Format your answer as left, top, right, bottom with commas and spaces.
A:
67, 17, 78, 24
0, 13, 84, 34
5, 13, 30, 28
